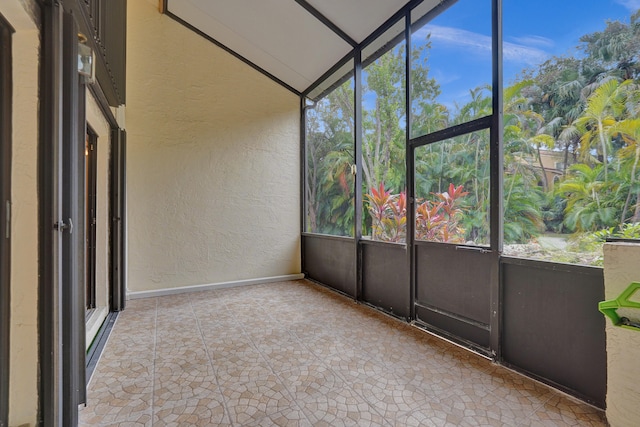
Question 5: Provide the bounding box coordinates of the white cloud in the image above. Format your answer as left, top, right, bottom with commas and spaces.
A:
503, 41, 549, 65
432, 69, 460, 85
415, 25, 492, 53
615, 0, 640, 11
414, 25, 549, 66
510, 35, 555, 48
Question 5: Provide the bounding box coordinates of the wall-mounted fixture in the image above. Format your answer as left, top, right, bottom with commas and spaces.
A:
78, 33, 95, 82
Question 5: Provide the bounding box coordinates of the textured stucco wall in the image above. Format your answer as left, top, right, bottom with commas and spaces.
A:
126, 0, 301, 292
603, 243, 640, 427
3, 0, 40, 425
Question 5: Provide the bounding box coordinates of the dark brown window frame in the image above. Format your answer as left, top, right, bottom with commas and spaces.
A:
0, 11, 14, 427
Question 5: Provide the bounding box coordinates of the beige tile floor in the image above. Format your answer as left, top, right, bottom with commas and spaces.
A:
79, 280, 607, 426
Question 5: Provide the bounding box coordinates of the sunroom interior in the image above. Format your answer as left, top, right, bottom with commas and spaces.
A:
3, 0, 640, 425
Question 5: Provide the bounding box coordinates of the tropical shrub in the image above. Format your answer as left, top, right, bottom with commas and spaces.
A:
365, 183, 469, 244
364, 183, 406, 242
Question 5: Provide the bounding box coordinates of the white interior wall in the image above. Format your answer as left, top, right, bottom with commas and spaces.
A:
2, 0, 40, 425
126, 0, 301, 293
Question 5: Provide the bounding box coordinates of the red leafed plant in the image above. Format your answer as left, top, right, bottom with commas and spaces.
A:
364, 183, 407, 242
416, 183, 468, 243
366, 183, 468, 243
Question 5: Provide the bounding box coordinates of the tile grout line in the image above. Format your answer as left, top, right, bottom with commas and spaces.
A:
317, 292, 558, 426
515, 382, 554, 427
282, 298, 396, 427
315, 355, 397, 427
480, 362, 571, 427
219, 294, 313, 425
258, 297, 320, 426
190, 291, 235, 426
150, 298, 158, 427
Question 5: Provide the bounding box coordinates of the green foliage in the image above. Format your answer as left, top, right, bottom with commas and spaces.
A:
364, 183, 406, 242
590, 222, 640, 241
361, 44, 410, 194
305, 83, 355, 236
566, 223, 640, 266
504, 174, 545, 243
555, 164, 620, 231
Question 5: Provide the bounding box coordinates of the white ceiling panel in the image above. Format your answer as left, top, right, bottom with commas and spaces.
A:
167, 0, 353, 92
166, 0, 445, 94
305, 0, 410, 43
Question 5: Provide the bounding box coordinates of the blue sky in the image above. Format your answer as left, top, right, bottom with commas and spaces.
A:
412, 0, 640, 113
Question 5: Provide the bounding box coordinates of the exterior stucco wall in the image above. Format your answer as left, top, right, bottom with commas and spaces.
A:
603, 243, 640, 427
2, 0, 40, 425
126, 0, 301, 292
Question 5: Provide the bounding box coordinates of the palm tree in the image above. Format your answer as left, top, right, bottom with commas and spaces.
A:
610, 118, 640, 224
504, 80, 556, 190
556, 164, 619, 231
306, 82, 355, 236
503, 174, 545, 243
574, 78, 630, 181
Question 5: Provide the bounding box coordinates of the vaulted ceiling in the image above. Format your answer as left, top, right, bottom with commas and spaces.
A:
165, 0, 442, 95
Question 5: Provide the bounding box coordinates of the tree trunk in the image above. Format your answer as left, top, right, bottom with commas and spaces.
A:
620, 144, 640, 225
536, 145, 549, 191
598, 119, 608, 181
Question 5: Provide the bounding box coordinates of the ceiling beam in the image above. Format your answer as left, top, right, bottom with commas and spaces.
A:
294, 0, 358, 48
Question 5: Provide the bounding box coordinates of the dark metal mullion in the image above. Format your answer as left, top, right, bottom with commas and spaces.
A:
354, 49, 363, 301
39, 2, 64, 425
490, 0, 504, 256
303, 0, 427, 98
300, 96, 307, 273
109, 128, 121, 311
0, 14, 14, 427
61, 10, 85, 423
409, 115, 492, 148
405, 10, 417, 322
359, 0, 424, 51
294, 0, 358, 48
489, 0, 504, 358
86, 131, 97, 311
302, 49, 355, 100
109, 128, 127, 312
119, 130, 127, 311
77, 73, 88, 405
109, 127, 119, 311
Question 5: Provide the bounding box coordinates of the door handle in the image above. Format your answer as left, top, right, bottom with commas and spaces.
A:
5, 200, 10, 239
54, 218, 73, 234
455, 245, 490, 254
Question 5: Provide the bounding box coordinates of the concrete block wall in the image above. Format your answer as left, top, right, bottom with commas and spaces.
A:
126, 0, 301, 293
